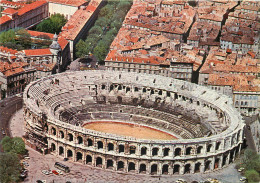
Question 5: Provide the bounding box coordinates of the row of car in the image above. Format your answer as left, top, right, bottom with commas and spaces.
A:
41, 169, 63, 175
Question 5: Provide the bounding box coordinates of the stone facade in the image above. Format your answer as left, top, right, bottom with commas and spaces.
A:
23, 70, 245, 175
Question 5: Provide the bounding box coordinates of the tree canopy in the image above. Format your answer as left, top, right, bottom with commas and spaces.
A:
0, 152, 21, 183
0, 136, 26, 155
36, 13, 67, 34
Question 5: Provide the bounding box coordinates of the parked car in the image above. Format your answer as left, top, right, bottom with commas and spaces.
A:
56, 170, 63, 175
20, 170, 28, 178
238, 167, 245, 172
2, 130, 5, 135
240, 177, 247, 182
41, 170, 49, 175
52, 170, 59, 175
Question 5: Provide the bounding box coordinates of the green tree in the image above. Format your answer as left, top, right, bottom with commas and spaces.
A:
36, 14, 67, 34
0, 136, 26, 155
15, 28, 31, 49
95, 17, 109, 28
117, 1, 131, 13
245, 169, 260, 183
99, 5, 114, 19
0, 152, 21, 183
88, 25, 103, 36
0, 29, 16, 45
93, 43, 108, 61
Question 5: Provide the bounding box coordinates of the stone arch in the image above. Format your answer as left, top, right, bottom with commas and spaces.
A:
67, 149, 73, 158
87, 138, 93, 146
117, 161, 124, 171
216, 141, 221, 151
77, 136, 83, 144
197, 146, 203, 154
163, 148, 170, 157
86, 155, 92, 165
214, 158, 220, 169
152, 147, 159, 156
51, 127, 56, 136
117, 96, 122, 104
68, 133, 73, 141
186, 147, 192, 155
108, 143, 114, 151
119, 144, 124, 153
205, 160, 211, 171
141, 147, 147, 156
76, 152, 82, 161
59, 130, 64, 138
174, 148, 181, 156
51, 143, 56, 151
128, 162, 135, 172
129, 145, 136, 154
207, 144, 212, 152
173, 164, 180, 174
162, 164, 169, 174
194, 162, 201, 173
184, 164, 191, 174
139, 163, 146, 173
97, 141, 103, 149
107, 159, 113, 169
151, 164, 158, 175
59, 146, 64, 155
96, 157, 103, 167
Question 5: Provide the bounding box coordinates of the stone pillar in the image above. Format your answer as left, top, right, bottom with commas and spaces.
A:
219, 155, 223, 169
147, 162, 151, 174
190, 162, 195, 174
180, 164, 184, 175
158, 162, 162, 175
200, 161, 205, 173
82, 152, 86, 165
211, 157, 215, 170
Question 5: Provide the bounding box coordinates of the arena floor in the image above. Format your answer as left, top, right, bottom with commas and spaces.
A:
83, 121, 177, 140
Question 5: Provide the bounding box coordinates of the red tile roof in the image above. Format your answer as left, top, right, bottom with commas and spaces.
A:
23, 48, 52, 56
0, 15, 12, 24
18, 1, 47, 16
46, 0, 88, 7
0, 46, 18, 55
1, 8, 18, 14
86, 5, 96, 12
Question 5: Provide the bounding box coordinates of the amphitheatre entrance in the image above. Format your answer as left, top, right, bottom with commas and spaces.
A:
83, 121, 177, 140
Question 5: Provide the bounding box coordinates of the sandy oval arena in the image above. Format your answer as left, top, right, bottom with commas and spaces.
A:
83, 121, 177, 140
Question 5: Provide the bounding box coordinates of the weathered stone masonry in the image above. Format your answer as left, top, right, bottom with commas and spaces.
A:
23, 70, 245, 175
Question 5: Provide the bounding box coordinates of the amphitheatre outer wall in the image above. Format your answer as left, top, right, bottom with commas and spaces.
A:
23, 70, 245, 175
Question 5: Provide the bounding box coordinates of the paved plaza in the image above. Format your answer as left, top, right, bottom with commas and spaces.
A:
10, 109, 243, 183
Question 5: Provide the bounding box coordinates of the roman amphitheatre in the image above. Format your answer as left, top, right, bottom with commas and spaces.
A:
23, 70, 245, 175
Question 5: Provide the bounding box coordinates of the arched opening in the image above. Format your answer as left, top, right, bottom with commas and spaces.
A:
51, 143, 56, 151
216, 142, 221, 150
117, 96, 122, 104
117, 161, 124, 171
229, 150, 234, 163
205, 161, 211, 171
77, 136, 83, 144
184, 164, 191, 174
151, 164, 158, 175
174, 148, 181, 156
87, 139, 93, 146
195, 162, 201, 173
86, 155, 92, 165
162, 164, 169, 174
197, 146, 203, 154
141, 147, 147, 156
59, 146, 64, 155
173, 164, 180, 174
59, 131, 64, 138
139, 164, 146, 173
51, 127, 56, 136
97, 141, 103, 149
107, 159, 113, 169
96, 157, 102, 167
163, 148, 170, 157
76, 152, 82, 161
119, 145, 124, 153
68, 133, 73, 141
152, 148, 159, 156
186, 147, 192, 155
214, 158, 220, 169
108, 143, 114, 151
129, 146, 136, 154
67, 150, 73, 158
128, 162, 135, 172
222, 155, 227, 167
207, 144, 212, 152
